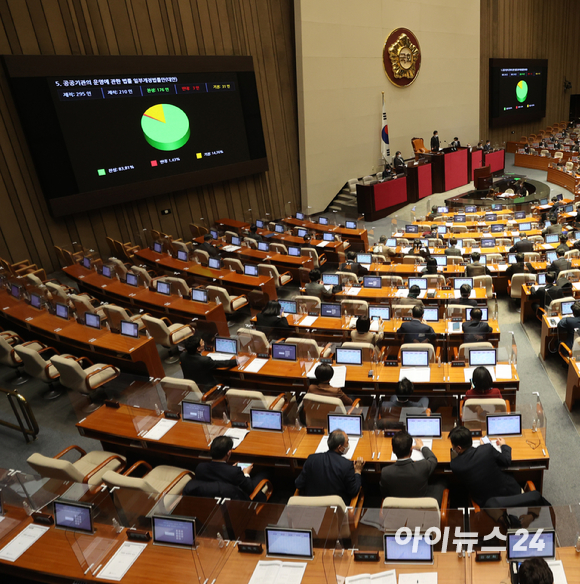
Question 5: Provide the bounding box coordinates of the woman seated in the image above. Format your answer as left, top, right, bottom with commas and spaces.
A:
350, 316, 383, 345
307, 363, 352, 405
255, 300, 291, 337
465, 366, 502, 398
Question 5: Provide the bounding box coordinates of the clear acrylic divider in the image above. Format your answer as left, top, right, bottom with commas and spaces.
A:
497, 330, 518, 381
572, 329, 580, 361
0, 468, 43, 540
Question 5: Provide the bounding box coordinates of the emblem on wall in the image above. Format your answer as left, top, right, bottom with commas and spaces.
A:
383, 28, 421, 87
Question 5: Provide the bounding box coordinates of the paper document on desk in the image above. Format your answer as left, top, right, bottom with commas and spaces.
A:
573, 282, 580, 291
249, 561, 307, 584
299, 315, 318, 327
96, 541, 147, 581
470, 248, 481, 253
452, 290, 476, 299
394, 289, 408, 298
401, 247, 411, 254
222, 245, 241, 252
495, 364, 513, 379
143, 419, 177, 441
399, 368, 431, 383
0, 524, 49, 562
361, 264, 371, 270
464, 367, 496, 382
398, 573, 437, 584
224, 428, 249, 449
243, 358, 268, 373
495, 264, 509, 271
207, 352, 235, 361
307, 364, 346, 388
345, 287, 361, 296
316, 435, 359, 459
390, 439, 433, 461
345, 570, 396, 584
370, 320, 380, 332
316, 241, 329, 248
541, 244, 554, 250
547, 560, 568, 584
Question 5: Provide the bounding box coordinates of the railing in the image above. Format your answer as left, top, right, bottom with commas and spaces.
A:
0, 387, 39, 443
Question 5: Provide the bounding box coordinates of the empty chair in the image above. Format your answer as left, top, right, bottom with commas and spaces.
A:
285, 337, 332, 360
528, 235, 544, 244
243, 237, 258, 249
566, 161, 575, 171
162, 277, 190, 297
28, 445, 126, 485
396, 238, 410, 246
362, 175, 377, 185
130, 265, 153, 287
452, 225, 468, 233
473, 275, 493, 296
226, 388, 289, 424
427, 238, 444, 248
381, 275, 404, 287
302, 247, 326, 268
504, 188, 515, 194
554, 151, 563, 161
160, 376, 224, 412
559, 268, 580, 280
424, 275, 445, 288
462, 239, 477, 248
101, 304, 145, 333
372, 254, 388, 264
69, 294, 105, 321
523, 252, 540, 262
382, 496, 446, 530
296, 295, 321, 314
288, 493, 363, 532
547, 296, 576, 314
0, 337, 46, 385
257, 264, 292, 286
237, 328, 270, 354
225, 230, 239, 241
508, 273, 536, 300
342, 299, 368, 317
45, 282, 71, 304
142, 314, 195, 363
486, 253, 503, 264
270, 243, 288, 255
341, 341, 379, 362
206, 286, 248, 314
461, 398, 508, 429
302, 394, 360, 428
192, 249, 209, 266
223, 258, 244, 273
400, 342, 436, 363
108, 257, 129, 278
540, 149, 549, 157
495, 238, 512, 247
563, 250, 580, 260
446, 256, 463, 265
402, 255, 423, 265
337, 271, 358, 286
172, 240, 191, 255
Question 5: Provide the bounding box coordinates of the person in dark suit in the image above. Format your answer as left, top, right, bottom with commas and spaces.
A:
450, 137, 461, 150
383, 378, 429, 409
392, 285, 424, 309
466, 252, 491, 277
340, 251, 369, 278
305, 268, 334, 300
530, 271, 558, 311
185, 436, 268, 500
482, 140, 492, 152
518, 558, 554, 584
430, 131, 440, 152
462, 307, 493, 343
295, 430, 364, 505
449, 284, 478, 307
509, 234, 534, 253
547, 248, 571, 277
393, 151, 406, 173
542, 222, 563, 236
197, 233, 221, 259
444, 237, 462, 257
246, 225, 263, 243
307, 363, 352, 406
506, 253, 528, 281
555, 234, 570, 254
396, 305, 436, 344
557, 301, 580, 348
180, 336, 237, 391
302, 234, 316, 249
256, 301, 292, 336
421, 257, 439, 276
411, 240, 431, 260
380, 430, 444, 505
449, 426, 521, 507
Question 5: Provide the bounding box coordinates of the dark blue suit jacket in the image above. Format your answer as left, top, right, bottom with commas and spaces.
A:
397, 319, 436, 344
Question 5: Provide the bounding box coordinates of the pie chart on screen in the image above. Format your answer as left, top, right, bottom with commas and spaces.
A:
141, 104, 190, 151
516, 80, 528, 103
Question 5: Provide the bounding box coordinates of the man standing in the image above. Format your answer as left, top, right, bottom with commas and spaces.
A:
430, 131, 440, 152
393, 151, 406, 174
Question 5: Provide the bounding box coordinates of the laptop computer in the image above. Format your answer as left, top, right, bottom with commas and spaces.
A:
258, 241, 270, 252
506, 528, 555, 562
84, 312, 101, 330
120, 320, 139, 338
322, 273, 340, 286
214, 336, 238, 357
453, 277, 473, 290
465, 307, 489, 321
191, 288, 208, 303
288, 246, 301, 256
323, 233, 335, 242
356, 253, 372, 264
321, 303, 341, 318
363, 276, 382, 288
208, 257, 221, 269
407, 277, 427, 290
369, 305, 390, 321
279, 299, 297, 315
435, 256, 447, 266
422, 307, 439, 322
244, 264, 259, 276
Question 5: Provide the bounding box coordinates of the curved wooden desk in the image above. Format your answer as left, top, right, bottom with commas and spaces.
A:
547, 165, 580, 195
283, 217, 369, 251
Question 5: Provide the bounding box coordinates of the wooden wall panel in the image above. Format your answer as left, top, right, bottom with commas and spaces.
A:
480, 0, 580, 145
0, 0, 299, 273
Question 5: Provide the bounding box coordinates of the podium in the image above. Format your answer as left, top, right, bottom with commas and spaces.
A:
356, 175, 407, 221
423, 147, 469, 193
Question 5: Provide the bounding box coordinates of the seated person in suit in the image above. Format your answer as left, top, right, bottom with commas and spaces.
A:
351, 316, 383, 345
462, 307, 493, 343
421, 257, 439, 276
383, 377, 429, 410
518, 558, 554, 584
450, 137, 461, 150
305, 268, 333, 300
396, 305, 436, 344
426, 206, 439, 221
197, 233, 221, 259
547, 248, 571, 277
393, 151, 406, 173
306, 363, 352, 406
542, 221, 563, 236
373, 235, 397, 259
180, 336, 237, 391
295, 429, 364, 505
515, 178, 528, 196
185, 436, 269, 501
509, 233, 534, 253
557, 301, 580, 349
302, 234, 316, 249
482, 140, 492, 152
392, 284, 424, 309
340, 251, 369, 278
555, 234, 570, 254
530, 271, 557, 312
466, 251, 491, 277
449, 283, 478, 307
506, 252, 528, 281
246, 225, 263, 243
256, 301, 292, 337
380, 430, 444, 505
449, 425, 521, 507
465, 366, 502, 398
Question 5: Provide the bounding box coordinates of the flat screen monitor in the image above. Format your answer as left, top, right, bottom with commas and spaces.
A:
454, 214, 466, 223
126, 272, 138, 287
84, 312, 101, 330
508, 253, 517, 264
345, 220, 357, 229
405, 224, 418, 233
256, 220, 264, 228
369, 305, 390, 321
386, 238, 397, 247
434, 256, 447, 267
231, 235, 241, 246
210, 229, 219, 240
556, 193, 564, 201
182, 400, 212, 424
408, 277, 427, 290
279, 299, 297, 315
491, 224, 504, 233
322, 274, 339, 286
288, 246, 301, 257
244, 264, 258, 276
401, 350, 429, 367
327, 414, 363, 437
156, 280, 171, 295
265, 527, 313, 560
30, 293, 42, 309
561, 300, 574, 315
356, 253, 372, 264
272, 343, 297, 361
250, 409, 283, 432
153, 241, 163, 253
472, 254, 487, 265
564, 204, 574, 212
453, 277, 473, 290
152, 515, 196, 549
210, 338, 236, 358
55, 302, 69, 320
363, 276, 381, 288
422, 308, 439, 322
437, 206, 448, 213
406, 415, 442, 438
481, 239, 495, 248
335, 347, 363, 365
296, 212, 304, 220
437, 225, 447, 234
540, 198, 548, 205
486, 413, 523, 437
546, 251, 557, 263
297, 228, 308, 237
258, 242, 269, 252
208, 257, 221, 269
321, 303, 341, 318
536, 272, 546, 286
120, 320, 139, 338
176, 250, 188, 262
384, 534, 433, 564
515, 211, 526, 219
323, 232, 335, 241
484, 213, 497, 221
101, 265, 112, 278
575, 231, 580, 240
466, 307, 489, 321
491, 204, 502, 211
506, 529, 555, 561
191, 288, 208, 303
274, 224, 284, 233
54, 500, 93, 534
318, 217, 328, 225
465, 206, 476, 213
545, 234, 559, 244
82, 256, 91, 269
469, 349, 497, 367
519, 222, 531, 232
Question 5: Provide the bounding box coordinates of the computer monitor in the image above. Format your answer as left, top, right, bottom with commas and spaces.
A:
481, 239, 495, 248
54, 500, 94, 534
296, 212, 305, 220
101, 265, 112, 278
231, 235, 241, 246
506, 529, 555, 561
55, 302, 69, 320
491, 203, 502, 211
210, 229, 219, 240
30, 293, 42, 309
10, 284, 22, 299
405, 224, 418, 233
191, 289, 208, 303
466, 307, 489, 321
437, 206, 449, 213
120, 320, 139, 338
265, 527, 313, 560
274, 224, 284, 233
401, 350, 430, 367
545, 220, 552, 228
454, 214, 466, 223
406, 415, 442, 438
256, 220, 264, 228
508, 253, 517, 264
82, 256, 91, 269
407, 277, 427, 290
564, 204, 574, 213
84, 312, 101, 330
272, 343, 297, 361
321, 303, 341, 318
540, 198, 548, 205
152, 515, 196, 549
126, 272, 138, 287
279, 299, 297, 315
318, 217, 329, 225
250, 409, 283, 432
369, 305, 390, 321
453, 277, 473, 290
536, 272, 546, 286
323, 232, 335, 241
546, 251, 557, 263
437, 225, 447, 235
556, 193, 564, 201
155, 280, 171, 296
386, 238, 397, 247
434, 256, 447, 267
486, 413, 522, 437
422, 308, 439, 322
363, 276, 382, 288
561, 300, 574, 315
153, 241, 163, 253
515, 211, 526, 219
491, 224, 504, 233
288, 246, 301, 257
327, 414, 363, 436
182, 400, 212, 424
519, 222, 531, 231
322, 274, 340, 286
244, 264, 259, 276
468, 349, 497, 367
356, 253, 372, 264
472, 254, 487, 265
545, 234, 559, 244
208, 257, 221, 269
297, 228, 308, 238
335, 347, 363, 365
214, 336, 237, 356
345, 220, 357, 229
575, 231, 580, 240
258, 242, 269, 252
465, 206, 476, 213
176, 250, 188, 262
484, 213, 497, 221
